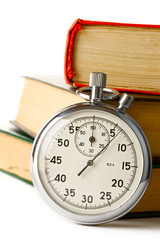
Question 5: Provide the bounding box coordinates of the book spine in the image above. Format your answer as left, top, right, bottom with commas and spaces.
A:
64, 19, 160, 95
64, 19, 82, 84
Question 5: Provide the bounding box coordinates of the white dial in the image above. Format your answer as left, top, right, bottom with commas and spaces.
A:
35, 107, 145, 218
75, 116, 110, 157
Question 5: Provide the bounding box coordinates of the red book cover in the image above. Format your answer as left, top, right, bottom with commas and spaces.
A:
64, 19, 160, 95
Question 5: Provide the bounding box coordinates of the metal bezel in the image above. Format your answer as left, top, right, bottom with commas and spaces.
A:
31, 102, 152, 225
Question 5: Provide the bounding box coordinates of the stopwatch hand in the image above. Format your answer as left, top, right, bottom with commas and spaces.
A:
77, 129, 122, 176
90, 115, 95, 147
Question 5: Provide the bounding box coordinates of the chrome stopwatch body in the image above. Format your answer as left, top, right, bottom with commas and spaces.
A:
31, 73, 152, 225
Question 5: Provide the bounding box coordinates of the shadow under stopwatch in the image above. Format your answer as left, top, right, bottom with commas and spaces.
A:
99, 218, 160, 230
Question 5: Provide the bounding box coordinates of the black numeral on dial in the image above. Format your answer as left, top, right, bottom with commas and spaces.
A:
122, 162, 131, 170
90, 126, 96, 130
82, 195, 93, 203
99, 143, 105, 148
58, 139, 69, 147
64, 188, 75, 197
118, 143, 127, 152
54, 174, 66, 182
69, 126, 80, 134
50, 156, 62, 164
100, 191, 112, 200
110, 129, 115, 137
112, 179, 124, 187
89, 149, 94, 153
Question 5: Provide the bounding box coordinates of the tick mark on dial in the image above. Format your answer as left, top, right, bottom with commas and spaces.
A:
70, 121, 73, 125
131, 166, 138, 168
45, 169, 50, 174
127, 142, 134, 146
124, 186, 130, 191
63, 196, 67, 202
48, 179, 54, 184
114, 123, 118, 129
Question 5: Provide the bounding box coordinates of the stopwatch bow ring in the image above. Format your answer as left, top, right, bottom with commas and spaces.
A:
76, 72, 119, 104
76, 72, 134, 112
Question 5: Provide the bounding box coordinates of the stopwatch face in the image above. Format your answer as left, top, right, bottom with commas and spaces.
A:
31, 103, 151, 225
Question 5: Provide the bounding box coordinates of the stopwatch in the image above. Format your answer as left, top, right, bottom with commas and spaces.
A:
31, 72, 152, 225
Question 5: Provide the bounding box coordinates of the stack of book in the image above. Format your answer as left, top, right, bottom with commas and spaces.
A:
0, 19, 160, 218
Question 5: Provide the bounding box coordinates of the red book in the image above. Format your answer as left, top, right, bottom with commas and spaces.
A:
64, 19, 160, 95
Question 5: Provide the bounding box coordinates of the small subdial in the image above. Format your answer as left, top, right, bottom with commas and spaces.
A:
75, 121, 110, 157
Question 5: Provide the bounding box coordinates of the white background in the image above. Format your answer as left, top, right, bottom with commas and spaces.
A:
0, 0, 160, 239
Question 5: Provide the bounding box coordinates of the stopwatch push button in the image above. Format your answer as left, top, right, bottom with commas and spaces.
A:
117, 93, 134, 113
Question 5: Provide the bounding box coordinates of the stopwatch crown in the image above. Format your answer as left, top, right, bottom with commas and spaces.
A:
89, 72, 107, 88
76, 72, 119, 102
